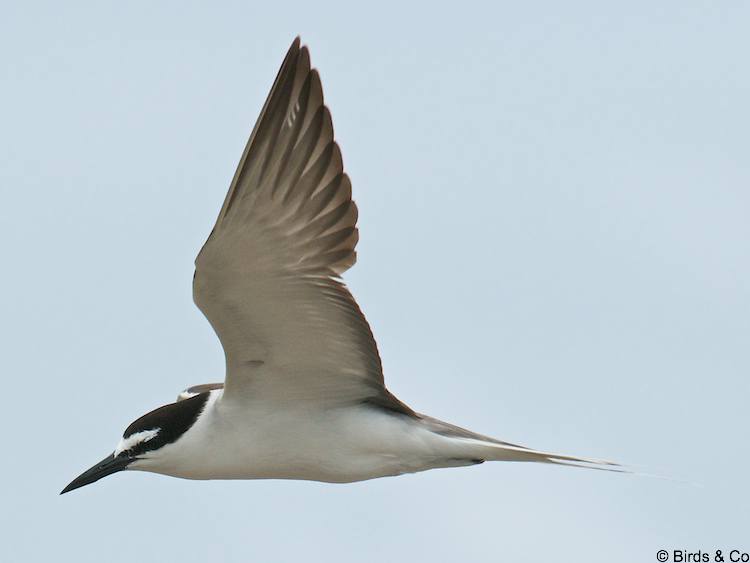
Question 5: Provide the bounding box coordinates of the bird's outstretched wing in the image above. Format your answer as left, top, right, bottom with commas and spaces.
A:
194, 38, 411, 414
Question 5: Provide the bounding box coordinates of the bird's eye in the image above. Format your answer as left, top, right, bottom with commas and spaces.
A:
114, 428, 161, 457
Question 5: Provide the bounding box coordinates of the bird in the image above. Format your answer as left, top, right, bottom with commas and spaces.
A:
61, 37, 617, 495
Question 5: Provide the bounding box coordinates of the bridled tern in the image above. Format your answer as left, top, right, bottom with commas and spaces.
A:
62, 37, 617, 495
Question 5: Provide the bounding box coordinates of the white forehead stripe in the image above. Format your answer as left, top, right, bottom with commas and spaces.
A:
177, 390, 198, 401
114, 428, 160, 457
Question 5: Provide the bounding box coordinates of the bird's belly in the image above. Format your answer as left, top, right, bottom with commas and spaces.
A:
144, 403, 451, 483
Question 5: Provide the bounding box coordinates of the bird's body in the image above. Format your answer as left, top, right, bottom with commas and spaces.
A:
132, 389, 479, 483
62, 37, 616, 495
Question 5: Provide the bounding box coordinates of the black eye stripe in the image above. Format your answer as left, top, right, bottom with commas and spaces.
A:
118, 428, 161, 453
122, 393, 211, 455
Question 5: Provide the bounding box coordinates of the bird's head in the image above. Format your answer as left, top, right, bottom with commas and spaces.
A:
60, 392, 211, 494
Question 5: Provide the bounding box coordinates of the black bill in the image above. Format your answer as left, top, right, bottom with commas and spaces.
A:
60, 453, 132, 495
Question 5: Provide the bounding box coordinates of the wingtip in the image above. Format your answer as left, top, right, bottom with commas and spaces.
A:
281, 36, 302, 63
287, 36, 309, 69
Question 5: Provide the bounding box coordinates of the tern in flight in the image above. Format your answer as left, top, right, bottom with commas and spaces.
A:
62, 37, 616, 495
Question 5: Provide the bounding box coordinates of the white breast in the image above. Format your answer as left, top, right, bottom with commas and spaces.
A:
129, 389, 463, 483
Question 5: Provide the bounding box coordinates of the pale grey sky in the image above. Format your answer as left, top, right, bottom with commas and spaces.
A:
2, 2, 748, 562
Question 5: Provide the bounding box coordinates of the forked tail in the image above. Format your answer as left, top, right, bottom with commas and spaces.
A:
476, 440, 623, 472
420, 415, 623, 473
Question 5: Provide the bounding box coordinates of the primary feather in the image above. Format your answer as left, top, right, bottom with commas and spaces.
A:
193, 38, 406, 412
